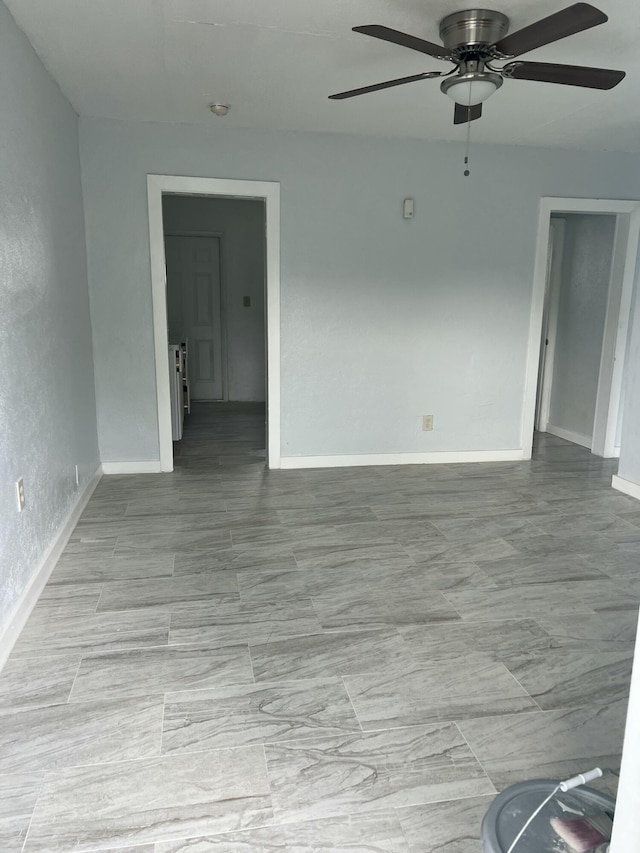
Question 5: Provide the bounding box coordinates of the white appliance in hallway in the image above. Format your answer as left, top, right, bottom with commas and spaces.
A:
169, 342, 189, 440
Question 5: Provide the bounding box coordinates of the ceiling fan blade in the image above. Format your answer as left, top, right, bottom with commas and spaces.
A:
503, 61, 625, 89
329, 72, 441, 100
453, 103, 483, 124
353, 25, 453, 59
494, 3, 607, 58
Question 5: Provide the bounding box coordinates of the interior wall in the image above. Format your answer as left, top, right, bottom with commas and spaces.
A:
78, 117, 640, 463
548, 214, 617, 444
162, 196, 266, 402
0, 2, 99, 638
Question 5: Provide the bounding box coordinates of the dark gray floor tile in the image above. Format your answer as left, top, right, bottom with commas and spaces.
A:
163, 680, 360, 752
23, 749, 273, 852
264, 725, 494, 823
33, 583, 103, 617
404, 538, 518, 566
114, 530, 232, 554
69, 643, 253, 702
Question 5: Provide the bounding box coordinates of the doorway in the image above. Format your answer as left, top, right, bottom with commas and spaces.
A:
522, 198, 640, 459
147, 175, 281, 472
535, 213, 618, 452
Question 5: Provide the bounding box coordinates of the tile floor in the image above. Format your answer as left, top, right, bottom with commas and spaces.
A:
1, 402, 639, 852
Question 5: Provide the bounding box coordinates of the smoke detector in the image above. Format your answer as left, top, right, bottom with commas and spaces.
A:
209, 103, 230, 116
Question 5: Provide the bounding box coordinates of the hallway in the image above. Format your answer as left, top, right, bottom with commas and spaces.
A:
0, 407, 638, 851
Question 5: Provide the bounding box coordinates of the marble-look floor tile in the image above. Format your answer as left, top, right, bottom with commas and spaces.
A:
432, 517, 543, 543
503, 532, 615, 559
96, 575, 239, 612
443, 580, 627, 621
0, 772, 43, 853
277, 507, 378, 527
399, 619, 551, 663
311, 591, 460, 632
162, 680, 360, 752
124, 496, 227, 516
174, 551, 298, 576
0, 656, 79, 711
458, 700, 629, 790
237, 568, 366, 603
293, 544, 415, 573
23, 748, 273, 852
251, 630, 415, 681
501, 648, 633, 710
264, 724, 494, 824
33, 583, 103, 617
478, 553, 609, 587
114, 530, 232, 554
404, 538, 518, 566
155, 826, 286, 853
69, 643, 253, 702
344, 657, 536, 728
11, 609, 170, 657
50, 553, 175, 585
536, 611, 639, 651
0, 697, 163, 772
169, 600, 323, 645
397, 795, 495, 853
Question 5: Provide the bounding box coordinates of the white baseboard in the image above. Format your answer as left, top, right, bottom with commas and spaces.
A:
101, 460, 162, 474
279, 449, 526, 470
544, 424, 592, 449
0, 466, 102, 671
612, 475, 640, 502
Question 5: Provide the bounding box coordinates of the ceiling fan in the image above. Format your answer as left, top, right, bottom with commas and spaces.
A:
329, 3, 625, 124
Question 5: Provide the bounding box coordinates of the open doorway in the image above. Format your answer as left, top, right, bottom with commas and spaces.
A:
147, 176, 281, 472
522, 198, 640, 460
535, 213, 618, 452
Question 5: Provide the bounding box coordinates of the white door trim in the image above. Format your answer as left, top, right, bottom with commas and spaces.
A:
147, 175, 281, 471
522, 197, 640, 459
535, 217, 565, 433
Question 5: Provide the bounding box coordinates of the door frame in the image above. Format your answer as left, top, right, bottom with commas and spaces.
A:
535, 217, 566, 433
165, 231, 228, 401
148, 175, 280, 471
522, 197, 640, 459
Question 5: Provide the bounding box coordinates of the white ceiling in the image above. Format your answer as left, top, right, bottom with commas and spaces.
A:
6, 0, 640, 151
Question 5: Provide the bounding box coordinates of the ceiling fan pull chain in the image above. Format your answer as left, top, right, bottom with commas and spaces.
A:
464, 89, 472, 176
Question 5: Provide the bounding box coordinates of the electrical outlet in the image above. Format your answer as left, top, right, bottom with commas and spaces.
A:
16, 478, 25, 512
75, 464, 80, 487
422, 415, 434, 432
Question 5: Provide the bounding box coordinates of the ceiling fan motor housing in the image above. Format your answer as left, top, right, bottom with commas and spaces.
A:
439, 9, 509, 53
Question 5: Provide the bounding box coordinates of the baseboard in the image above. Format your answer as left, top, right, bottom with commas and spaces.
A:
544, 424, 592, 449
101, 460, 162, 474
0, 466, 102, 671
612, 475, 640, 502
279, 449, 526, 470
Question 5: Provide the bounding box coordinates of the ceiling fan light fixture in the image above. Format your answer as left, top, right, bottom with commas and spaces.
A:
441, 71, 503, 105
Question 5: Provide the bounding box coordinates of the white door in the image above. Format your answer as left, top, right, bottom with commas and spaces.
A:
165, 235, 224, 400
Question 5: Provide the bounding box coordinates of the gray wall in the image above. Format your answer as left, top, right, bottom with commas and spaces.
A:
0, 2, 99, 637
78, 117, 640, 462
548, 214, 616, 443
162, 196, 266, 402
